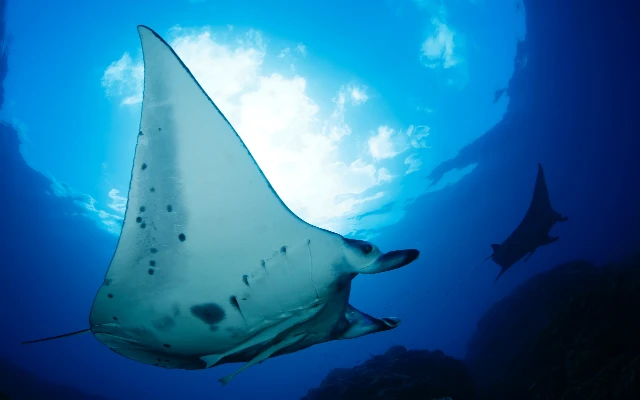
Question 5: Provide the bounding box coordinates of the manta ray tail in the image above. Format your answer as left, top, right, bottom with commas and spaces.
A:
444, 254, 493, 297
21, 328, 91, 345
493, 267, 508, 284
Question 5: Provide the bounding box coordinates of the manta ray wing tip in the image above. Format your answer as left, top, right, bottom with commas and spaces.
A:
136, 25, 162, 40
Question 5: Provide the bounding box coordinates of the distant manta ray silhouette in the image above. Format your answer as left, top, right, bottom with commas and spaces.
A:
488, 163, 568, 282
445, 163, 567, 296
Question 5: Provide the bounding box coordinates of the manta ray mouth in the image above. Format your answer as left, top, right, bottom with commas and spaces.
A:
378, 249, 420, 268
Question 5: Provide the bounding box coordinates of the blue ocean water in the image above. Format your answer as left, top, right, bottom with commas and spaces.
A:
1, 0, 638, 399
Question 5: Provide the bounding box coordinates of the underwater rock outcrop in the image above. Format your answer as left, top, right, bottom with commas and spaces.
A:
0, 358, 108, 400
301, 345, 475, 400
465, 254, 640, 399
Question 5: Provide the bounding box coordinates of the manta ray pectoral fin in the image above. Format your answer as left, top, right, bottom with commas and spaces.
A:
218, 332, 309, 386
84, 25, 343, 369
20, 328, 91, 344
340, 304, 400, 340
490, 244, 501, 252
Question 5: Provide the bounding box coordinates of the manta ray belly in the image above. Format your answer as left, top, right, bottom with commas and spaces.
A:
89, 237, 340, 369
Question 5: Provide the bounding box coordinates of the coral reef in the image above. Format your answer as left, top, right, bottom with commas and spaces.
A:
0, 358, 107, 400
304, 254, 640, 400
301, 345, 475, 400
466, 255, 640, 399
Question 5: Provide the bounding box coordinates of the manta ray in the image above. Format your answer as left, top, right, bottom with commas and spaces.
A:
22, 26, 420, 385
489, 163, 568, 282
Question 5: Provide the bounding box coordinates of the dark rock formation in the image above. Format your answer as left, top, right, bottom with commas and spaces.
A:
465, 254, 640, 399
0, 3, 114, 400
0, 358, 107, 400
301, 345, 475, 400
428, 0, 640, 189
0, 0, 8, 108
387, 0, 640, 275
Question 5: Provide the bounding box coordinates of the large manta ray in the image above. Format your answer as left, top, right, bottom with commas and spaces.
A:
22, 26, 420, 385
489, 163, 568, 282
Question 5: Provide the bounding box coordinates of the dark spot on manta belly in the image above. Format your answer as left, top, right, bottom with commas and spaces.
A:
178, 233, 186, 242
190, 303, 226, 325
140, 206, 146, 212
138, 130, 144, 136
242, 275, 249, 286
140, 223, 146, 229
150, 187, 155, 192
148, 268, 155, 275
150, 248, 158, 254
166, 205, 173, 212
163, 344, 171, 348
113, 316, 118, 321
280, 246, 287, 253
141, 163, 147, 170
229, 296, 241, 311
153, 315, 176, 331
149, 260, 156, 266
136, 217, 142, 223
107, 293, 114, 298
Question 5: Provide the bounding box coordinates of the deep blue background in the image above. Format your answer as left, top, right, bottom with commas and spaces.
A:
1, 0, 638, 398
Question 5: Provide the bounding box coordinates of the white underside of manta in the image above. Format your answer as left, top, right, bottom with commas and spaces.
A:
23, 26, 420, 386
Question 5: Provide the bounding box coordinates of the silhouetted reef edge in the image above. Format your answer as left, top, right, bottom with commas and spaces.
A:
465, 253, 640, 400
303, 253, 640, 400
0, 358, 108, 400
301, 345, 475, 400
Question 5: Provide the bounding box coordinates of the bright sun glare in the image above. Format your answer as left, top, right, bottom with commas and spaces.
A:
92, 2, 525, 238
